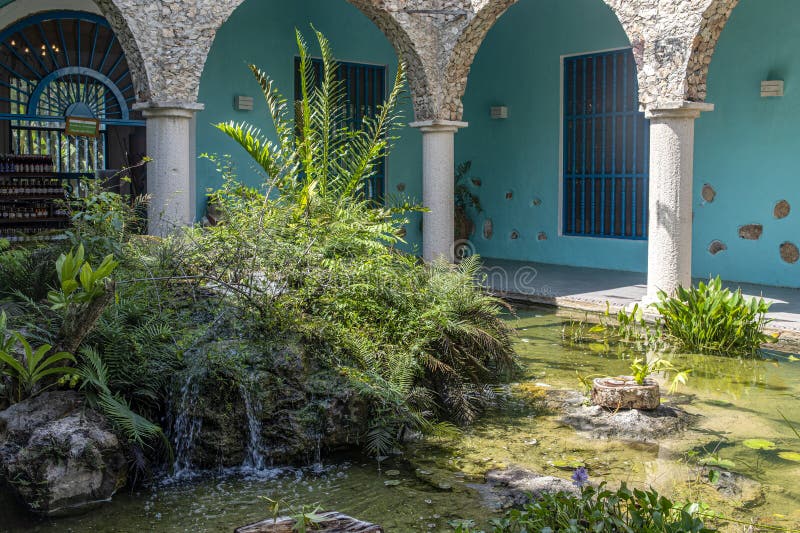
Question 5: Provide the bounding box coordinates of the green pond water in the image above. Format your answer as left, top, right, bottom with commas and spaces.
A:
3, 307, 800, 532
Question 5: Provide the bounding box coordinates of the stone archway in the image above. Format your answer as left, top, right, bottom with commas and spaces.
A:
684, 0, 739, 102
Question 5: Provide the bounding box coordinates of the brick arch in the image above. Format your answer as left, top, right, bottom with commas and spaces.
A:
685, 0, 739, 102
443, 0, 645, 121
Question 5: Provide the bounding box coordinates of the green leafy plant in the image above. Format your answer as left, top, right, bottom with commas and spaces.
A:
471, 482, 715, 533
652, 277, 776, 357
47, 244, 118, 311
629, 356, 691, 393
0, 332, 75, 402
455, 161, 482, 213
76, 347, 170, 452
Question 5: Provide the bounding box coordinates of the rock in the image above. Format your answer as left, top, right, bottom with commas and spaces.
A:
559, 403, 695, 442
480, 466, 578, 508
710, 469, 764, 508
591, 376, 660, 410
173, 341, 369, 470
0, 391, 126, 516
236, 511, 383, 532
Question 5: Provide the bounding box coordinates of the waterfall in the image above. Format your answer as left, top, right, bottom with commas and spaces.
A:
240, 380, 266, 471
171, 375, 202, 478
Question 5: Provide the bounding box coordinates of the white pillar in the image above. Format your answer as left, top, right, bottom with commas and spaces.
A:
133, 102, 204, 237
644, 102, 713, 302
410, 119, 468, 262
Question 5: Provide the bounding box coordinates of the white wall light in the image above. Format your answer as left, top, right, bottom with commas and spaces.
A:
760, 80, 784, 98
234, 95, 254, 111
490, 106, 508, 119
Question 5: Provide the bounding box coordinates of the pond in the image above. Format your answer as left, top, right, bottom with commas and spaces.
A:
3, 306, 800, 532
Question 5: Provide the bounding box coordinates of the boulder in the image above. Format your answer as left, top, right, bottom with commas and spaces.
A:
0, 391, 126, 516
480, 466, 578, 509
559, 403, 695, 442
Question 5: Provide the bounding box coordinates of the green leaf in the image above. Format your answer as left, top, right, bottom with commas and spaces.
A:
742, 439, 777, 450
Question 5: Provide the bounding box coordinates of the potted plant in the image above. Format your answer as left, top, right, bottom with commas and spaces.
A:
590, 357, 690, 411
454, 161, 482, 242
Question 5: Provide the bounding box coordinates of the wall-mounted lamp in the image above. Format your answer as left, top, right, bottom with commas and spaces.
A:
234, 95, 254, 111
761, 80, 784, 98
490, 106, 508, 119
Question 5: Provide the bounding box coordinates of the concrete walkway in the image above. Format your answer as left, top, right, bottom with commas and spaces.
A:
481, 257, 800, 336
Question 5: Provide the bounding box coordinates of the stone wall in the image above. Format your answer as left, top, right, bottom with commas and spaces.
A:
89, 0, 742, 116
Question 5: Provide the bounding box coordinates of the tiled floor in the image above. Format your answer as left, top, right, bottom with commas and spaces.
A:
481, 258, 800, 336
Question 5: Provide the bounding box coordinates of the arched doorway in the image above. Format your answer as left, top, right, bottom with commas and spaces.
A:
456, 0, 646, 273
0, 10, 145, 241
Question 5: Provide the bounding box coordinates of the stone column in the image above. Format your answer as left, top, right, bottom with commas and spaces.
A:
644, 102, 714, 302
410, 120, 468, 262
133, 102, 204, 237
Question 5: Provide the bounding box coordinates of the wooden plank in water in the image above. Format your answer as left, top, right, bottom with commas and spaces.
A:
235, 511, 383, 533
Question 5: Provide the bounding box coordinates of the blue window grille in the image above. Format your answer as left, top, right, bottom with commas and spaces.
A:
294, 57, 387, 203
563, 49, 649, 240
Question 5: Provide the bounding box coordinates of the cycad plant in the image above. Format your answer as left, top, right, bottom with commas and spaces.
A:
216, 28, 404, 216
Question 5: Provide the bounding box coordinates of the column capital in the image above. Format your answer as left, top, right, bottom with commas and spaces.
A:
409, 119, 468, 133
644, 101, 714, 120
133, 101, 205, 119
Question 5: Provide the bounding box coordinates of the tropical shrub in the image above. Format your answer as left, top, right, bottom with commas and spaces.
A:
653, 277, 775, 357
195, 28, 516, 454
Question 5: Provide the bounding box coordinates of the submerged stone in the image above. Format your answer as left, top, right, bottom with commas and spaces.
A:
481, 466, 577, 509
236, 511, 383, 532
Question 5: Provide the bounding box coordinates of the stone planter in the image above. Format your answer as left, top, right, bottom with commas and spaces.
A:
591, 376, 660, 411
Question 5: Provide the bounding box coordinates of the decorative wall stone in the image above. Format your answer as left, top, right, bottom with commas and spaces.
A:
701, 183, 716, 203
537, 232, 547, 241
396, 183, 406, 192
738, 224, 763, 240
780, 242, 799, 264
774, 200, 791, 219
483, 218, 493, 239
708, 240, 726, 255
510, 229, 519, 240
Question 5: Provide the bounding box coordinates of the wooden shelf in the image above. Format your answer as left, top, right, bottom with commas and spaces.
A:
0, 195, 65, 201
0, 172, 92, 180
0, 217, 68, 225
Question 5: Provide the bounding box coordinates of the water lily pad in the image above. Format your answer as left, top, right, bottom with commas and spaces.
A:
743, 439, 777, 450
384, 469, 400, 476
778, 451, 800, 462
551, 458, 585, 470
698, 456, 735, 469
383, 480, 401, 486
415, 469, 432, 476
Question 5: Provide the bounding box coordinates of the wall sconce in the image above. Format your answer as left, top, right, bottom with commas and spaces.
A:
490, 106, 508, 119
761, 80, 784, 98
234, 95, 254, 111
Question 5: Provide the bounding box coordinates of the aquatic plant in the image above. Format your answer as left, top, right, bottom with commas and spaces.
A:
652, 277, 776, 357
465, 483, 715, 532
629, 356, 691, 393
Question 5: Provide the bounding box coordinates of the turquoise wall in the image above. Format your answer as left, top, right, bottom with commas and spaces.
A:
694, 0, 800, 288
197, 0, 422, 252
456, 0, 644, 272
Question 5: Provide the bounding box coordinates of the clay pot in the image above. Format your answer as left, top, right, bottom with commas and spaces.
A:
591, 376, 660, 411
